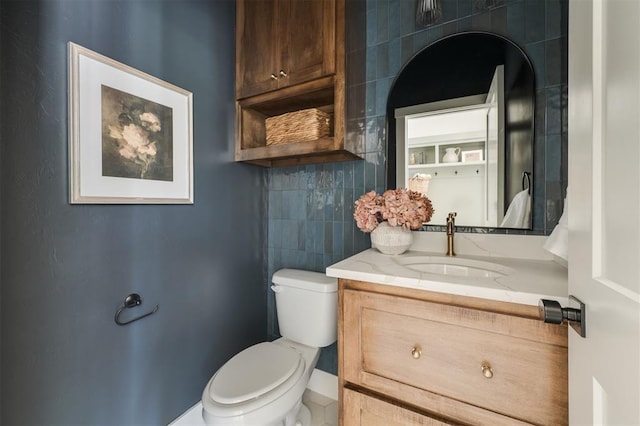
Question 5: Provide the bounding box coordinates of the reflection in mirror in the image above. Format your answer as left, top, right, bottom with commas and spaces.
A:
387, 32, 534, 229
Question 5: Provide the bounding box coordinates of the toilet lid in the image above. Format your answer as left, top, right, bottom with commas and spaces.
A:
208, 342, 302, 404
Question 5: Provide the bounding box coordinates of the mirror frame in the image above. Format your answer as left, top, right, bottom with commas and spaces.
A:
385, 31, 536, 232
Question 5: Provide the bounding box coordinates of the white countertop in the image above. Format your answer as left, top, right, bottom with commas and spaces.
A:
326, 247, 568, 307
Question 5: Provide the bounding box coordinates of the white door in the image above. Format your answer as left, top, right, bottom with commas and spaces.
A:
568, 0, 640, 424
485, 65, 505, 227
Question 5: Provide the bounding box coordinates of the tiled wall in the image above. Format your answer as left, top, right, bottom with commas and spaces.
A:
267, 0, 568, 375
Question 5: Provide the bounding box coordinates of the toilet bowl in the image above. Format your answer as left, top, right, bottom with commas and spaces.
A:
201, 269, 338, 426
202, 338, 319, 425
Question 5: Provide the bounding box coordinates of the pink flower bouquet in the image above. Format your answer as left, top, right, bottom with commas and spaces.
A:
354, 188, 434, 233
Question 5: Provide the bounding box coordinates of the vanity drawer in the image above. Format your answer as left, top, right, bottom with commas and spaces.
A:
343, 387, 450, 425
342, 289, 568, 425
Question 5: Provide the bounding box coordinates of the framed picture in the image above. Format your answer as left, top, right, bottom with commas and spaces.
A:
461, 149, 483, 163
68, 42, 193, 204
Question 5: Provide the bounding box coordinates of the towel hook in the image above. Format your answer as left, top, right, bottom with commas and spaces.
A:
522, 171, 531, 195
114, 293, 159, 326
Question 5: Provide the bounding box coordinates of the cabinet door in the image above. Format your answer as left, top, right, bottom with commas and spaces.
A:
343, 388, 450, 426
236, 0, 279, 99
278, 0, 336, 89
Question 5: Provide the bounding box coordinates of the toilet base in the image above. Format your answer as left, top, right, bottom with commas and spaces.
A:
294, 403, 311, 426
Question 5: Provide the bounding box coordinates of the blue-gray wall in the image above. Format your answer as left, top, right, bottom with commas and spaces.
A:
267, 0, 568, 376
0, 1, 267, 424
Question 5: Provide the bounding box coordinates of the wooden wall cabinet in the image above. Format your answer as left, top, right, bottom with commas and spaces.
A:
339, 279, 568, 425
236, 0, 335, 100
235, 0, 362, 167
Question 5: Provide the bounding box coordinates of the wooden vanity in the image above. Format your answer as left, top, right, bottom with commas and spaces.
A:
330, 243, 569, 425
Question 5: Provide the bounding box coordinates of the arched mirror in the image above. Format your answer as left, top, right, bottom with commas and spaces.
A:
387, 32, 534, 229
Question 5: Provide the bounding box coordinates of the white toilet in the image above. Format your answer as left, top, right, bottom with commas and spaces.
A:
201, 269, 338, 426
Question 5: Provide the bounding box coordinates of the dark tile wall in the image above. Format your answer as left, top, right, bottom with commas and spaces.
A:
267, 0, 568, 375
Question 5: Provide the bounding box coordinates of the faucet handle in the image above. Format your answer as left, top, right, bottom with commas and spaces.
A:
447, 212, 457, 222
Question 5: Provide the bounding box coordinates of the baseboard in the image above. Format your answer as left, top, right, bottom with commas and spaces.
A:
307, 368, 338, 401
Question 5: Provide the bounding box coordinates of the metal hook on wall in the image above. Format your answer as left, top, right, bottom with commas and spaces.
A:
114, 293, 159, 326
522, 171, 531, 195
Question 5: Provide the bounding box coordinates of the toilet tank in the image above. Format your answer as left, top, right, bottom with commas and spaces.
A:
271, 269, 338, 348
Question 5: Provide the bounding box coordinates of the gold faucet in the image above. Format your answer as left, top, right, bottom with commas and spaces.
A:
446, 212, 457, 256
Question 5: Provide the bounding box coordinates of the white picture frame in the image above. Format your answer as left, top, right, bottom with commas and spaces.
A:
461, 149, 483, 163
68, 42, 193, 204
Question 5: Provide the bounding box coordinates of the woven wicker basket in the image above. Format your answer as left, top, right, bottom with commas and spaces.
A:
265, 108, 331, 146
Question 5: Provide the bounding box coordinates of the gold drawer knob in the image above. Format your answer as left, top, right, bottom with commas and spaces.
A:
411, 345, 422, 359
481, 361, 493, 378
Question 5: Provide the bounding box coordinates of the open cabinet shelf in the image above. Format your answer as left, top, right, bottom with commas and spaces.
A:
234, 0, 362, 167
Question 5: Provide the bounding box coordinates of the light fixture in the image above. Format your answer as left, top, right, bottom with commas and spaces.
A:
416, 0, 442, 27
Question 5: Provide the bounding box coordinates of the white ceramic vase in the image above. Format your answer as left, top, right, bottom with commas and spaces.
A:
442, 147, 461, 163
370, 222, 413, 255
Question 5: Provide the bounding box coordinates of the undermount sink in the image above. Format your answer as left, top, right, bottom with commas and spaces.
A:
392, 255, 514, 279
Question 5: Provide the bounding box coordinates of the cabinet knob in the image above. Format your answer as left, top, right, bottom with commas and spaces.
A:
481, 361, 493, 378
411, 345, 422, 359
270, 73, 278, 80
279, 70, 288, 77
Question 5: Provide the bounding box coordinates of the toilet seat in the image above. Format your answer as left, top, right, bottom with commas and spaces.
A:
202, 339, 320, 425
208, 342, 302, 405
